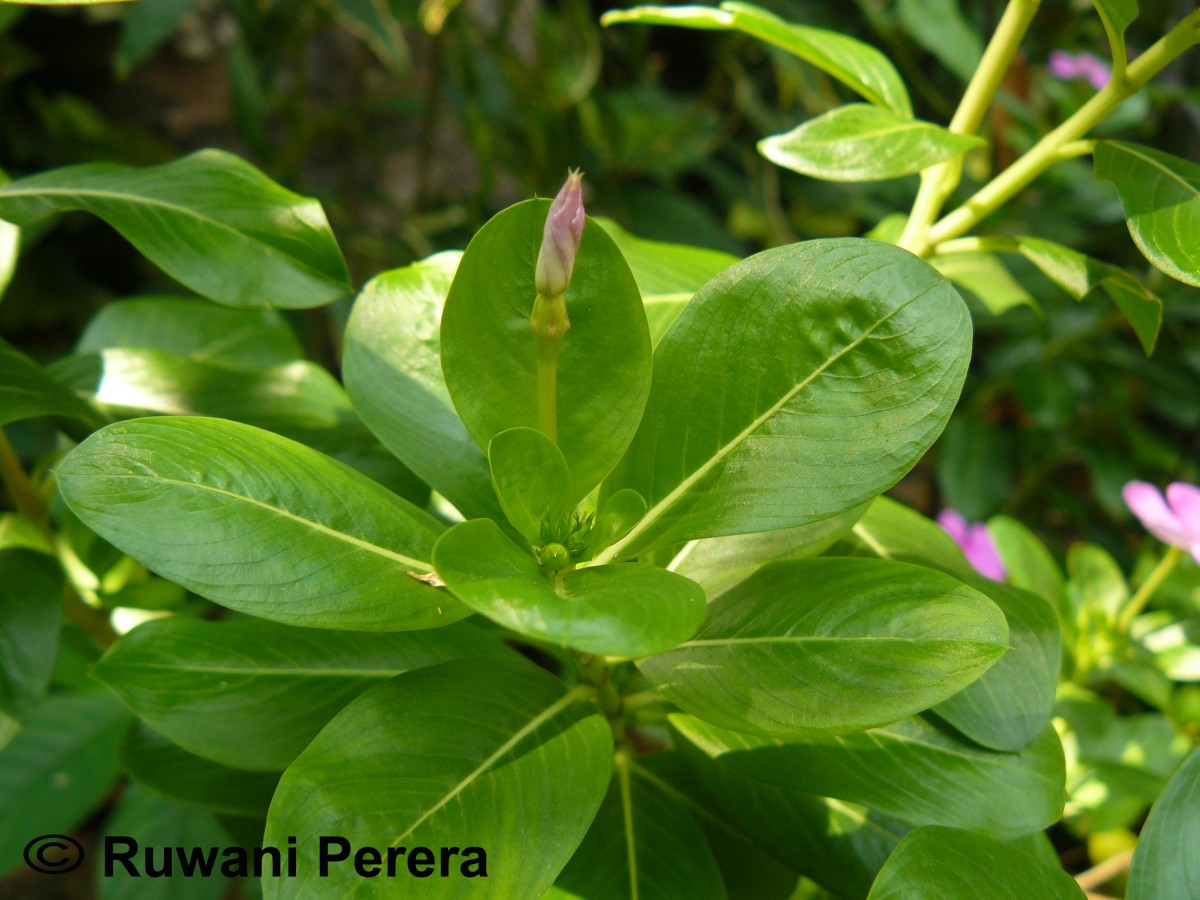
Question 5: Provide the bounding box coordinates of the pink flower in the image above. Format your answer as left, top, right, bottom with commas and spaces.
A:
1123, 481, 1200, 564
1047, 50, 1110, 91
535, 170, 586, 298
937, 509, 1007, 582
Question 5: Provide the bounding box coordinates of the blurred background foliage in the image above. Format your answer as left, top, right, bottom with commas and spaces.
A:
1, 0, 1198, 571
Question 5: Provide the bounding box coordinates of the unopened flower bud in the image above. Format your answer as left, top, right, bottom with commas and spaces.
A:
535, 170, 585, 298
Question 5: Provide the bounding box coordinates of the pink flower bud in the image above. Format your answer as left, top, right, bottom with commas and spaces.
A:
535, 170, 585, 298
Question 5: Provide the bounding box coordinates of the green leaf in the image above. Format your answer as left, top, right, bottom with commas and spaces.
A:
1091, 0, 1138, 67
595, 219, 736, 346
1094, 141, 1200, 290
988, 514, 1065, 608
867, 826, 1085, 899
330, 0, 409, 72
1067, 542, 1129, 625
933, 413, 1014, 520
78, 296, 302, 368
601, 238, 970, 558
640, 558, 1008, 737
489, 427, 573, 545
931, 251, 1037, 317
50, 349, 367, 451
672, 714, 1066, 839
660, 744, 902, 896
760, 105, 983, 182
433, 519, 706, 658
99, 785, 233, 900
591, 489, 648, 553
263, 657, 612, 900
986, 235, 1162, 354
896, 0, 983, 81
668, 505, 865, 599
120, 723, 279, 818
0, 338, 106, 432
1125, 748, 1200, 898
0, 550, 62, 748
0, 149, 351, 309
57, 417, 462, 631
546, 755, 726, 900
342, 252, 502, 521
603, 3, 911, 116
0, 168, 16, 301
0, 690, 130, 873
441, 201, 651, 503
92, 615, 508, 771
839, 498, 1063, 752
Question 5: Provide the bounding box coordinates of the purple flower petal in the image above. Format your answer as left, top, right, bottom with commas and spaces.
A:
1166, 482, 1200, 533
937, 508, 969, 544
1124, 481, 1193, 547
1077, 53, 1111, 90
1048, 50, 1083, 79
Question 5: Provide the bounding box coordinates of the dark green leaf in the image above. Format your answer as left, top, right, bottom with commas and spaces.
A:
0, 550, 62, 748
78, 296, 302, 368
1091, 0, 1138, 66
58, 417, 461, 631
640, 558, 1008, 737
0, 690, 130, 873
441, 201, 651, 502
120, 723, 279, 818
0, 338, 106, 432
93, 615, 507, 770
839, 498, 1062, 751
591, 489, 648, 553
434, 519, 706, 657
1128, 747, 1200, 899
342, 252, 502, 521
867, 826, 1085, 899
988, 514, 1065, 608
116, 0, 194, 75
263, 657, 612, 900
601, 239, 970, 557
99, 785, 232, 900
1094, 141, 1200, 290
547, 754, 726, 900
760, 105, 983, 181
0, 150, 351, 309
672, 713, 1066, 839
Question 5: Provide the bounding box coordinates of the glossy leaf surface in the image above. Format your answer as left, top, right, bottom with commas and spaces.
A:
0, 338, 106, 432
489, 427, 573, 544
673, 714, 1066, 839
760, 105, 983, 182
0, 150, 351, 308
58, 417, 460, 631
343, 252, 503, 521
93, 616, 506, 770
867, 826, 1085, 899
1128, 747, 1200, 899
1095, 141, 1200, 289
442, 201, 651, 502
602, 238, 970, 557
434, 519, 706, 657
603, 3, 911, 115
263, 657, 612, 900
640, 558, 1008, 737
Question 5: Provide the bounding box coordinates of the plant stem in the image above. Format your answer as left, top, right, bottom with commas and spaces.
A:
530, 292, 569, 443
1075, 848, 1133, 891
898, 0, 1041, 253
1117, 545, 1184, 631
925, 8, 1200, 250
536, 350, 559, 443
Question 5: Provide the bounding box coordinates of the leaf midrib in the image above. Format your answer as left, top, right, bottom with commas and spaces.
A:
676, 634, 1003, 649
388, 685, 593, 848
75, 471, 433, 572
595, 286, 931, 562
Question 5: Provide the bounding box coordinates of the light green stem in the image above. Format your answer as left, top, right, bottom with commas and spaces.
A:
1117, 545, 1184, 632
898, 0, 1041, 253
530, 291, 570, 443
926, 9, 1200, 250
536, 351, 559, 443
